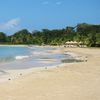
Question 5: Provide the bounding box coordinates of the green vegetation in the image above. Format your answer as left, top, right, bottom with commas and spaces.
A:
0, 23, 100, 47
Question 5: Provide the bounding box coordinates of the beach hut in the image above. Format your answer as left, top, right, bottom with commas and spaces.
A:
65, 41, 87, 48
65, 41, 78, 47
78, 41, 87, 47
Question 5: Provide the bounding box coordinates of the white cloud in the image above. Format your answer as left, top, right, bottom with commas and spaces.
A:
0, 18, 20, 30
56, 1, 62, 5
42, 1, 49, 5
42, 1, 62, 6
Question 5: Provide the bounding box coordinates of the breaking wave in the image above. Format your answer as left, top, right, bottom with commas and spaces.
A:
15, 56, 29, 60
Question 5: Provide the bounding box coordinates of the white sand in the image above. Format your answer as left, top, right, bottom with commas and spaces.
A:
0, 47, 100, 100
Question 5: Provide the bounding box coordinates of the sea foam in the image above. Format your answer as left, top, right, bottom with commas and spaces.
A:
15, 56, 29, 60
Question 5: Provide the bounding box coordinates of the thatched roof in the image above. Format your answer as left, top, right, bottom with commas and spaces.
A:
65, 41, 78, 44
65, 41, 83, 45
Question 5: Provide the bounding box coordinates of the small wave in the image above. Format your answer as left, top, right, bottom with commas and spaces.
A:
15, 56, 29, 60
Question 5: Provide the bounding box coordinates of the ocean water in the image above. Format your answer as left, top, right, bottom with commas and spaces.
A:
0, 46, 78, 70
0, 46, 32, 62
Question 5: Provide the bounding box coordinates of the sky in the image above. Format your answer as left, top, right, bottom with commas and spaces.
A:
0, 0, 100, 35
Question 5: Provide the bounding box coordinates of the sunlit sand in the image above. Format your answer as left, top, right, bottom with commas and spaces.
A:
0, 47, 100, 100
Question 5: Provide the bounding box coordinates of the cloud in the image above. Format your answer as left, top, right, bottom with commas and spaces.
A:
0, 18, 20, 30
42, 1, 49, 5
42, 1, 62, 6
56, 1, 62, 5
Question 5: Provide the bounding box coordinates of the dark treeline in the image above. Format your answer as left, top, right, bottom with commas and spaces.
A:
0, 23, 100, 47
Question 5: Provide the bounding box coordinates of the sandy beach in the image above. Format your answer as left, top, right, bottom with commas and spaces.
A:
0, 47, 100, 100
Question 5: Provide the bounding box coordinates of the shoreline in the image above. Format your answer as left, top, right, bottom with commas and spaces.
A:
0, 47, 100, 100
0, 46, 93, 83
0, 44, 28, 47
0, 47, 84, 83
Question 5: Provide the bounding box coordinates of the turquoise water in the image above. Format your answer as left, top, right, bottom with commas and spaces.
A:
0, 46, 80, 70
0, 46, 32, 63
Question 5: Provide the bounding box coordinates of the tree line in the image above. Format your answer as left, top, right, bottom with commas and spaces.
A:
0, 23, 100, 47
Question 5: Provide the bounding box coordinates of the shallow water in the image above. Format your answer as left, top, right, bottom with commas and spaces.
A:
0, 46, 81, 70
0, 46, 32, 63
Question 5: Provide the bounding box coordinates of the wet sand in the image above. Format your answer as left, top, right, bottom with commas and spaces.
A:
0, 47, 100, 100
